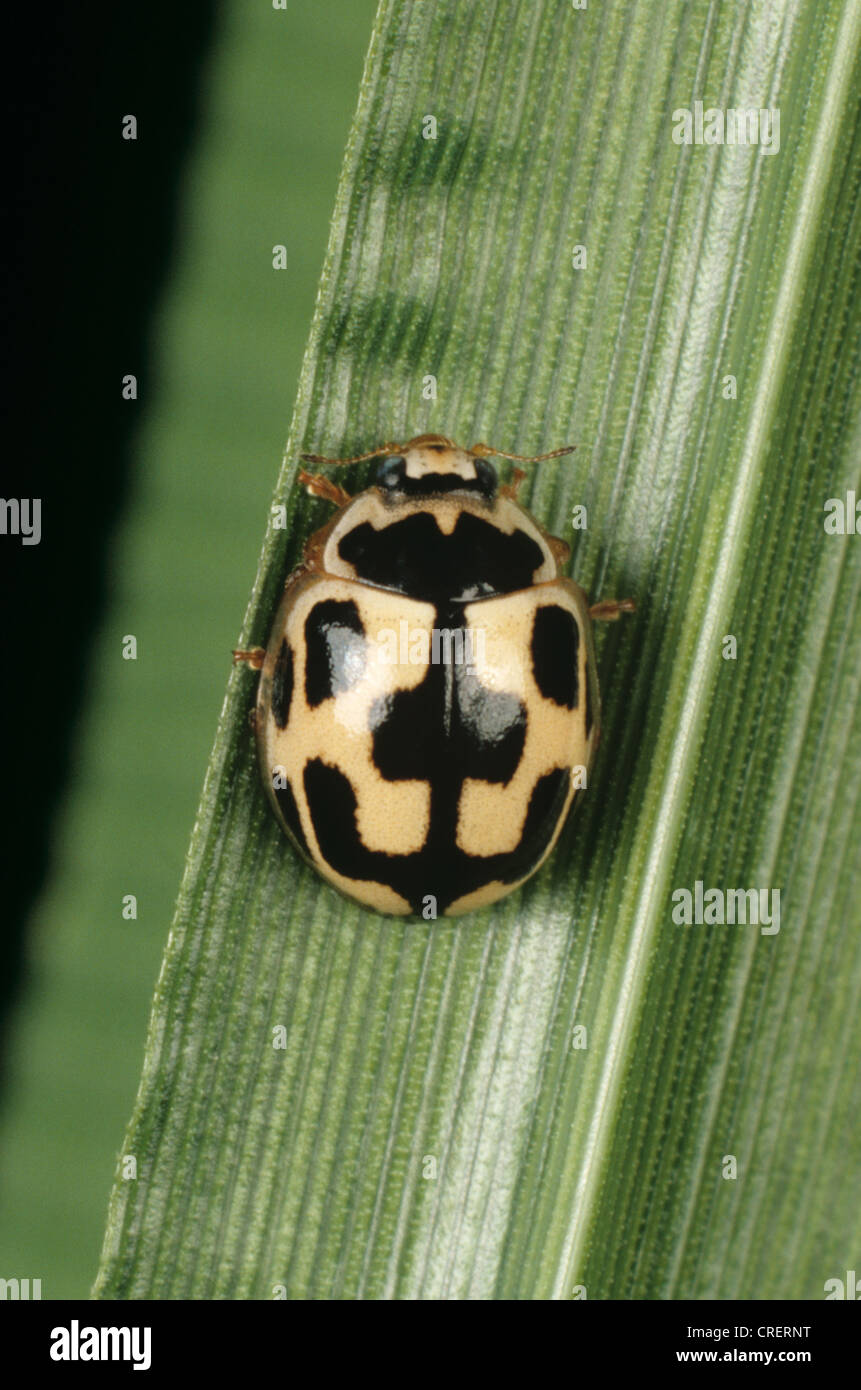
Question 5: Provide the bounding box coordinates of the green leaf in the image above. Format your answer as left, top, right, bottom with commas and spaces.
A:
94, 0, 861, 1299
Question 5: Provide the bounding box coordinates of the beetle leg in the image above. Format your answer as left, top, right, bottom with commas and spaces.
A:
233, 646, 266, 668
298, 469, 352, 508
499, 467, 527, 500
548, 534, 571, 566
588, 597, 636, 621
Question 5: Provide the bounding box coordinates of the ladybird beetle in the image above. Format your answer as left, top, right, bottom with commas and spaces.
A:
234, 435, 634, 917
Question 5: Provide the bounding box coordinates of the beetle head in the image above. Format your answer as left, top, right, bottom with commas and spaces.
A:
375, 435, 497, 499
299, 435, 574, 499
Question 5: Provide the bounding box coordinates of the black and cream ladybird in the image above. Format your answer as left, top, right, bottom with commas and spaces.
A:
234, 435, 634, 917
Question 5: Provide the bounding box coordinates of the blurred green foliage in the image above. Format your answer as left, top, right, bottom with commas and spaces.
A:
0, 2, 377, 1299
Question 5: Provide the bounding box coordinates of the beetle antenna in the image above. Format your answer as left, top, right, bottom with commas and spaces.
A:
469, 442, 576, 463
300, 444, 402, 467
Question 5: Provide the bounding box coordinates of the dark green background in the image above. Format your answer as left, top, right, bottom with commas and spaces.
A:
1, 2, 377, 1299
